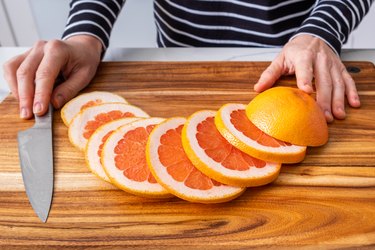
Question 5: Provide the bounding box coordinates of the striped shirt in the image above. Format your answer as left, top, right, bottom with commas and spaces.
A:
62, 0, 374, 55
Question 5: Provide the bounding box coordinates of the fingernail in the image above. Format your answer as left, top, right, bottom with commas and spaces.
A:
254, 83, 260, 91
325, 110, 333, 122
355, 96, 360, 103
55, 94, 64, 108
20, 108, 28, 119
305, 85, 313, 92
33, 102, 42, 114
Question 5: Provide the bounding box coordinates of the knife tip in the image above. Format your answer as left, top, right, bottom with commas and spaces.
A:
37, 212, 49, 223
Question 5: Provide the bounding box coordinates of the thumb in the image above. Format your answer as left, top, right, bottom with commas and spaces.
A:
51, 70, 92, 109
254, 54, 285, 92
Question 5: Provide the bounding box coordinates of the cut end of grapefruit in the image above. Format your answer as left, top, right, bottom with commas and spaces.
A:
246, 87, 328, 147
147, 117, 245, 203
69, 103, 149, 151
182, 110, 281, 187
61, 91, 128, 126
101, 118, 172, 198
215, 103, 306, 163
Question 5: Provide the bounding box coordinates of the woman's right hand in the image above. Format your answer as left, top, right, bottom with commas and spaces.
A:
3, 35, 102, 119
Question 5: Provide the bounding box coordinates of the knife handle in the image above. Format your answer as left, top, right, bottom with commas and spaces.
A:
34, 104, 53, 129
33, 74, 63, 128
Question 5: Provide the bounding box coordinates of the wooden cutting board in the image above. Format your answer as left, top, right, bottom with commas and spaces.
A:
1, 61, 375, 249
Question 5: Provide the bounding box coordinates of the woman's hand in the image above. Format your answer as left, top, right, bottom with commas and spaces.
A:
255, 34, 360, 122
3, 35, 102, 119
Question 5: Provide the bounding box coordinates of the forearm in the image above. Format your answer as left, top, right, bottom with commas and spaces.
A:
291, 0, 374, 54
62, 0, 126, 51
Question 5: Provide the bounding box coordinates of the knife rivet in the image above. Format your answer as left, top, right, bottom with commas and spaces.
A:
346, 66, 361, 73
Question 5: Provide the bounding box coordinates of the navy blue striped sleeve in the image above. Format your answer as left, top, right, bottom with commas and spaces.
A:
62, 0, 125, 50
292, 0, 374, 55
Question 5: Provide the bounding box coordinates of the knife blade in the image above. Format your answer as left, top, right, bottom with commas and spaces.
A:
18, 104, 54, 223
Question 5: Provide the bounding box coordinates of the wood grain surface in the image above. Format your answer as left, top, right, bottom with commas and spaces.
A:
0, 61, 375, 249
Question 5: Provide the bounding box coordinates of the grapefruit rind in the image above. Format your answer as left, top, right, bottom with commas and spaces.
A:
182, 110, 281, 187
246, 87, 328, 146
68, 103, 149, 151
215, 103, 306, 163
101, 118, 172, 198
85, 117, 140, 183
61, 91, 128, 126
146, 117, 246, 203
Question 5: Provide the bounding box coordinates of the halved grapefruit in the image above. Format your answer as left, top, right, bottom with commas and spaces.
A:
85, 117, 140, 182
246, 87, 328, 146
215, 103, 306, 163
61, 91, 128, 126
182, 110, 281, 187
146, 117, 245, 203
69, 103, 149, 151
101, 118, 171, 198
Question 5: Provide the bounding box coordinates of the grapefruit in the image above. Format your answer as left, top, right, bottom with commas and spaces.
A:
101, 118, 171, 198
215, 103, 306, 163
246, 87, 328, 146
69, 103, 149, 151
61, 91, 127, 126
85, 117, 140, 182
182, 110, 281, 187
146, 117, 246, 203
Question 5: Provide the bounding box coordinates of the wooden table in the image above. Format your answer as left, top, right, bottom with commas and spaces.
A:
1, 62, 374, 249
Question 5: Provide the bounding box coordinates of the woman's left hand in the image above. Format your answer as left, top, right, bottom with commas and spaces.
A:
255, 34, 361, 122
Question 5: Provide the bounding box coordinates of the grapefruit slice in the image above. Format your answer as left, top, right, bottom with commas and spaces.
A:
69, 103, 149, 151
146, 117, 245, 203
85, 117, 140, 182
182, 110, 281, 187
215, 103, 306, 163
61, 91, 128, 126
101, 118, 171, 198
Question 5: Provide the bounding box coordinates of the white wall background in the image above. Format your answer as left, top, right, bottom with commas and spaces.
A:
29, 0, 157, 48
1, 0, 375, 49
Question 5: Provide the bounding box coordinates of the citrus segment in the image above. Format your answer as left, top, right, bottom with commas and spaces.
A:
101, 118, 171, 198
182, 110, 281, 187
246, 87, 328, 146
215, 103, 306, 163
146, 117, 245, 203
69, 103, 149, 151
61, 91, 128, 126
85, 117, 140, 183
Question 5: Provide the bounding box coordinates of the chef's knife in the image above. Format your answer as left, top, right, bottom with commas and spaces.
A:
18, 103, 54, 223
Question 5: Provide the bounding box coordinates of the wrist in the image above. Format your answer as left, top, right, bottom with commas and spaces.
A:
290, 30, 340, 56
289, 33, 338, 56
291, 34, 320, 44
66, 35, 103, 55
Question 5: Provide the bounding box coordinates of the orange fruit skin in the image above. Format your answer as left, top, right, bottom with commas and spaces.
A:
246, 87, 328, 147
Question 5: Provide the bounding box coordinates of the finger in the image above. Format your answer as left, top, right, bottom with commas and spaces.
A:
16, 43, 46, 119
331, 66, 346, 119
342, 69, 361, 108
254, 54, 285, 92
3, 50, 31, 101
34, 40, 68, 116
294, 56, 314, 94
51, 69, 91, 109
314, 53, 334, 123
